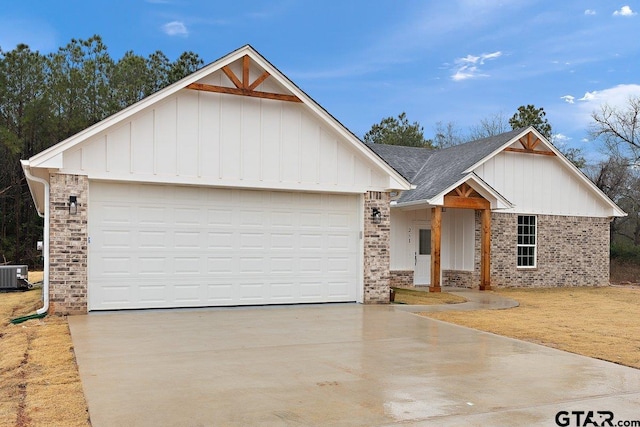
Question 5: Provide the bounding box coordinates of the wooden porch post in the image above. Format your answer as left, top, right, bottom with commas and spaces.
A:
480, 208, 491, 290
430, 206, 442, 292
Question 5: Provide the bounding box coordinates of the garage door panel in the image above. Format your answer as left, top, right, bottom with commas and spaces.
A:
175, 208, 200, 225
173, 284, 201, 303
239, 232, 266, 249
327, 257, 351, 274
174, 257, 200, 274
101, 205, 132, 224
138, 256, 168, 275
207, 232, 234, 249
207, 283, 234, 302
327, 281, 352, 297
271, 257, 294, 273
89, 182, 359, 310
300, 233, 323, 249
138, 284, 166, 304
239, 282, 268, 301
139, 231, 166, 248
100, 257, 131, 276
102, 230, 130, 249
271, 233, 295, 249
270, 282, 295, 299
207, 257, 234, 274
299, 257, 322, 274
299, 212, 322, 228
98, 285, 131, 306
139, 206, 166, 224
299, 281, 323, 299
207, 209, 234, 226
271, 212, 295, 227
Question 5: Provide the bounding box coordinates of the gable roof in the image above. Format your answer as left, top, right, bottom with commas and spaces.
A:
405, 128, 523, 204
23, 45, 411, 213
367, 128, 523, 204
369, 127, 626, 217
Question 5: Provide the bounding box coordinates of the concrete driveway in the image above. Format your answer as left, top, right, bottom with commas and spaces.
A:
69, 303, 640, 427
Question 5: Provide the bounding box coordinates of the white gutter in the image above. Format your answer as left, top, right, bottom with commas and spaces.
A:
21, 161, 49, 315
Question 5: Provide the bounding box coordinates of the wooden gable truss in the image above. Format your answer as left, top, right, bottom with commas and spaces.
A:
504, 132, 556, 156
187, 55, 302, 103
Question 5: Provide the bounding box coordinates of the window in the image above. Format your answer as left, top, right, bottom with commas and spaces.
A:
517, 215, 536, 267
419, 229, 431, 255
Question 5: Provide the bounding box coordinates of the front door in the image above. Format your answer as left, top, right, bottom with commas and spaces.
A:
414, 222, 431, 285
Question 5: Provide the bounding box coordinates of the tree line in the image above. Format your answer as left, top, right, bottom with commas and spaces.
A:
0, 35, 204, 265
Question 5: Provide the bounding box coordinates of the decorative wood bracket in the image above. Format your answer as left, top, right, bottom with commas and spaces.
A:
186, 55, 302, 103
504, 132, 555, 156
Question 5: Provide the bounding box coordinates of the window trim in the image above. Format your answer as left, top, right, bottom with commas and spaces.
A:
517, 215, 537, 268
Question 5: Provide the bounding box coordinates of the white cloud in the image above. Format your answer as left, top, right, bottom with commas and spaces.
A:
584, 9, 596, 15
162, 21, 188, 36
577, 85, 640, 105
451, 51, 502, 81
613, 5, 636, 16
570, 84, 640, 128
579, 91, 597, 101
561, 95, 575, 104
554, 133, 571, 142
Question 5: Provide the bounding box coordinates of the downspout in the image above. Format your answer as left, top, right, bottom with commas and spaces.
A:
11, 161, 49, 323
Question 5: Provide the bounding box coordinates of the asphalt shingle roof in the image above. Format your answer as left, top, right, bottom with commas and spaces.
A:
366, 128, 525, 204
363, 143, 436, 181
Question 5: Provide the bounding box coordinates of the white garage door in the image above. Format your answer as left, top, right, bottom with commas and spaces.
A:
88, 182, 361, 310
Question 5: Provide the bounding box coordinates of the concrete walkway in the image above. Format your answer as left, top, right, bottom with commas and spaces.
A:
393, 287, 519, 313
69, 300, 640, 426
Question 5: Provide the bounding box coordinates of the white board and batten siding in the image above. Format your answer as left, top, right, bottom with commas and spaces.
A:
474, 151, 614, 217
88, 182, 361, 310
61, 67, 390, 194
390, 209, 474, 272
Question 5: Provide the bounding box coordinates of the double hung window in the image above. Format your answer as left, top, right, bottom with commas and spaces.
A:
517, 215, 536, 267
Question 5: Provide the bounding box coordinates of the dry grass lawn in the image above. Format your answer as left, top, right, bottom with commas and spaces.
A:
392, 287, 466, 305
423, 286, 640, 369
0, 274, 90, 427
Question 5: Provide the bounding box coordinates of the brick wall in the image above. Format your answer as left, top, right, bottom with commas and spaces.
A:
49, 173, 89, 314
442, 270, 474, 288
390, 270, 414, 288
363, 191, 390, 303
491, 212, 610, 287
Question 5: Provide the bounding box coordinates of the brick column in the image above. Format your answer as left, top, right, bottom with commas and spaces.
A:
363, 191, 390, 304
49, 173, 89, 315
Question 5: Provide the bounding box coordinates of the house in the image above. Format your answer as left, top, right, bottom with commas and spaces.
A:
22, 45, 411, 314
22, 45, 625, 315
367, 128, 626, 291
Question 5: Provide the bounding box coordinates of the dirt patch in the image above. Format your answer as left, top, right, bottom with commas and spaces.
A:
0, 289, 90, 427
422, 286, 640, 369
610, 258, 640, 285
392, 287, 466, 305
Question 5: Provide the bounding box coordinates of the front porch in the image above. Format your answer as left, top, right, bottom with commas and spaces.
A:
389, 182, 501, 292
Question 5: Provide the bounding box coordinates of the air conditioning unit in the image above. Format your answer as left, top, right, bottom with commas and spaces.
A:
0, 265, 29, 290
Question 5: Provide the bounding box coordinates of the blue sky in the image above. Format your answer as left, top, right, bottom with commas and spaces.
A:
2, 1, 640, 162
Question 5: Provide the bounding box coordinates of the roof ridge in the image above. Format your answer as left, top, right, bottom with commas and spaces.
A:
411, 148, 437, 181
